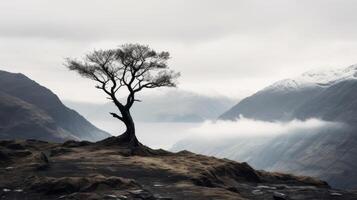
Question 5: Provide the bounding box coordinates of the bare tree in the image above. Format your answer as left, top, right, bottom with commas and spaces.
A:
65, 44, 180, 147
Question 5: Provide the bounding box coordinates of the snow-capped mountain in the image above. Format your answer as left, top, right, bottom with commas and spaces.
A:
263, 64, 357, 92
301, 64, 357, 86
174, 64, 357, 189
220, 64, 357, 121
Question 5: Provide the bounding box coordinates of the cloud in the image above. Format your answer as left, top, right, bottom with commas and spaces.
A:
1, 0, 357, 42
186, 117, 346, 141
2, 0, 357, 102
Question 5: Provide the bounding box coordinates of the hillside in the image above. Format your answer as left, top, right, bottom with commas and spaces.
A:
220, 64, 357, 121
0, 70, 110, 142
1, 139, 356, 200
174, 65, 357, 189
0, 92, 77, 142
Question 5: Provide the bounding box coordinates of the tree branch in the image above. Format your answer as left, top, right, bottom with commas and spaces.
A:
110, 112, 124, 122
65, 44, 180, 128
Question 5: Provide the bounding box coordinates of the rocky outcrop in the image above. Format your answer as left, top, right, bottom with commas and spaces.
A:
1, 139, 354, 200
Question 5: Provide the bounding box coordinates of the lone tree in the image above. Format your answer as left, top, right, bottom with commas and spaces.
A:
65, 44, 180, 147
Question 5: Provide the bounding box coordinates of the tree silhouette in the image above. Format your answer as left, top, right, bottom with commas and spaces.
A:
65, 44, 180, 147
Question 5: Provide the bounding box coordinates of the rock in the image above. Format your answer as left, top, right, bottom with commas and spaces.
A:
104, 194, 118, 199
273, 191, 288, 200
251, 189, 264, 195
129, 189, 144, 195
257, 185, 277, 190
129, 189, 154, 199
117, 195, 128, 199
330, 192, 343, 196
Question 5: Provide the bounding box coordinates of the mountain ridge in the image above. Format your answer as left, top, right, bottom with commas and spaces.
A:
220, 64, 357, 122
262, 64, 357, 93
0, 70, 110, 142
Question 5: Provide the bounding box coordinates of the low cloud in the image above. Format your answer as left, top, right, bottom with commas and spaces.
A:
186, 117, 346, 141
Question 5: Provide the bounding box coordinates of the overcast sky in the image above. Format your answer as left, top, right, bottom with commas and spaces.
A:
1, 0, 357, 103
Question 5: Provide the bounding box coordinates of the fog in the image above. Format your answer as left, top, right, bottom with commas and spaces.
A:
185, 117, 346, 140
92, 117, 346, 150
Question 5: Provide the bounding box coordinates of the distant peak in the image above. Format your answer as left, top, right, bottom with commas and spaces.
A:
264, 64, 357, 92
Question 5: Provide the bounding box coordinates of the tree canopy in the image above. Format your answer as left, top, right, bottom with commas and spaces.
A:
65, 44, 180, 146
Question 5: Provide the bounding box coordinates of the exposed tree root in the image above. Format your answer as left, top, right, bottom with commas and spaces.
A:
96, 133, 171, 157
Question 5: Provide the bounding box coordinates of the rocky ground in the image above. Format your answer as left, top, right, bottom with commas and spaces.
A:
0, 139, 356, 200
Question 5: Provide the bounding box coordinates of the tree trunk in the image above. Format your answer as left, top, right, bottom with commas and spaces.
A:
118, 109, 139, 147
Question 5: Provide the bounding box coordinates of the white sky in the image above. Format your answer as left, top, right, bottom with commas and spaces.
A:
1, 0, 357, 103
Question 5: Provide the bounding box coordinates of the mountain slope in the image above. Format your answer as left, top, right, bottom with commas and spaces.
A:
175, 64, 357, 189
0, 92, 77, 142
173, 125, 357, 189
220, 84, 322, 121
220, 64, 357, 121
293, 80, 357, 123
0, 70, 110, 142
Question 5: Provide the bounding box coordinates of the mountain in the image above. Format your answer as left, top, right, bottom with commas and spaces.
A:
0, 70, 110, 142
173, 125, 357, 189
220, 64, 357, 121
173, 64, 357, 189
293, 80, 357, 123
0, 91, 76, 142
1, 139, 357, 199
65, 89, 236, 123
